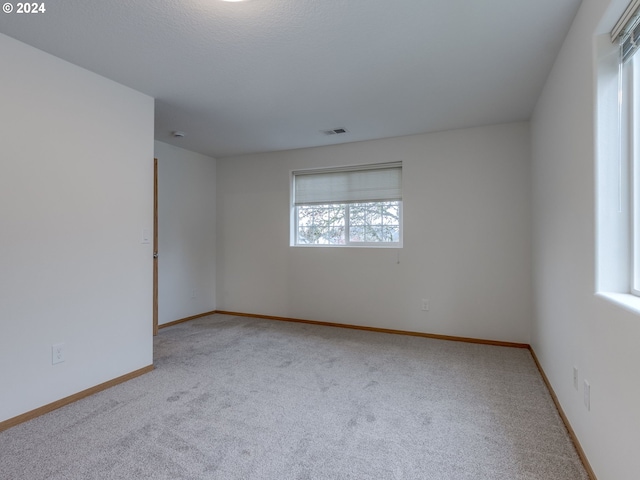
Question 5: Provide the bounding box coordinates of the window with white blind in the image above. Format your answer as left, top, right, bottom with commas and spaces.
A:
291, 163, 402, 247
611, 0, 640, 296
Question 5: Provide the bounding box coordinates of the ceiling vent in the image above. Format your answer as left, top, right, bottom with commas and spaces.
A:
322, 128, 349, 136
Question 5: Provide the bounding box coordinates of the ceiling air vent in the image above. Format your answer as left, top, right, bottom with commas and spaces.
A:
322, 128, 349, 136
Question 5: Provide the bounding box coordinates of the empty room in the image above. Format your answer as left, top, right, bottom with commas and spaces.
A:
1, 0, 639, 479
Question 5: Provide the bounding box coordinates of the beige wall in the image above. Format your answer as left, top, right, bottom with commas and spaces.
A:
155, 141, 217, 325
531, 0, 640, 478
217, 122, 532, 344
0, 34, 154, 422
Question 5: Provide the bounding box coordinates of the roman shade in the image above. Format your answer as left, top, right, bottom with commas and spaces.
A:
293, 162, 402, 206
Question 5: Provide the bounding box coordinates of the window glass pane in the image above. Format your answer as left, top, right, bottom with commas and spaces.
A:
347, 201, 400, 243
296, 205, 345, 245
383, 203, 400, 224
350, 206, 366, 226
365, 227, 383, 243
296, 201, 400, 246
633, 56, 640, 292
349, 225, 365, 242
382, 225, 400, 242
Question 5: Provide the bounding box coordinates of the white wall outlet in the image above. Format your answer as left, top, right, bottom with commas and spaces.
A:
52, 343, 65, 365
421, 299, 429, 311
573, 366, 578, 390
190, 288, 196, 299
141, 228, 150, 244
584, 380, 590, 411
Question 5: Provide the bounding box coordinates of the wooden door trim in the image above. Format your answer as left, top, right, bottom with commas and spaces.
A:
153, 158, 158, 336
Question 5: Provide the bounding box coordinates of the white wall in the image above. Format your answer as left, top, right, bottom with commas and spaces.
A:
217, 123, 532, 343
0, 34, 154, 422
531, 0, 640, 478
155, 141, 216, 325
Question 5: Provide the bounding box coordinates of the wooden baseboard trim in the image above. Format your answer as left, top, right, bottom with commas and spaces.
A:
158, 310, 217, 330
214, 310, 530, 349
529, 348, 597, 480
0, 364, 154, 433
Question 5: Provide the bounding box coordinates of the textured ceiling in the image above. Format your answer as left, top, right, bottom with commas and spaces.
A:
0, 0, 582, 157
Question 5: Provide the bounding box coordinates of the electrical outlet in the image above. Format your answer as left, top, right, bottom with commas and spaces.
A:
190, 288, 196, 299
584, 380, 590, 411
573, 366, 578, 390
52, 343, 65, 365
421, 299, 429, 311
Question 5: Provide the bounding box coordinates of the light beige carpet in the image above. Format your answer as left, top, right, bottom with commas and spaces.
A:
0, 313, 588, 479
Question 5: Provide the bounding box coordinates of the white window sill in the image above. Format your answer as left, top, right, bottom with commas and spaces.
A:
291, 243, 403, 249
596, 292, 640, 316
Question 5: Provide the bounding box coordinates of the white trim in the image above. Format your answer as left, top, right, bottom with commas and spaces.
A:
631, 58, 640, 295
596, 291, 640, 315
292, 243, 402, 249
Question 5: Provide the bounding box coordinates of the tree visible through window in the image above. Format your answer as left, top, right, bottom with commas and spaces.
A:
297, 201, 400, 245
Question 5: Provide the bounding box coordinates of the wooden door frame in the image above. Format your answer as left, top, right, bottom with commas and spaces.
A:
153, 158, 159, 336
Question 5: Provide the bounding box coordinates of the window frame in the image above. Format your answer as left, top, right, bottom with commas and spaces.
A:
629, 56, 640, 295
594, 4, 640, 311
614, 32, 640, 297
290, 164, 403, 248
292, 201, 403, 247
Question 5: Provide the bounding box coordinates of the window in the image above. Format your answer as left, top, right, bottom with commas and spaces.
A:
630, 57, 640, 294
610, 0, 640, 296
292, 163, 402, 247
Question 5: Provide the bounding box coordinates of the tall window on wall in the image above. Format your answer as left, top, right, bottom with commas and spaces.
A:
614, 0, 640, 295
291, 162, 402, 247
